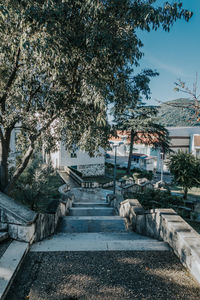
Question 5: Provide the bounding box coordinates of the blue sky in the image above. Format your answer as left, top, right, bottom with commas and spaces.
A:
136, 0, 200, 105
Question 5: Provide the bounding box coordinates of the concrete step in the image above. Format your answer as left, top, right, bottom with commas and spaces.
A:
73, 202, 109, 207
31, 232, 170, 252
57, 216, 127, 233
69, 207, 114, 216
0, 241, 29, 299
0, 232, 9, 243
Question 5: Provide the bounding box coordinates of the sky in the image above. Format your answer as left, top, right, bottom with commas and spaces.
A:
136, 0, 200, 105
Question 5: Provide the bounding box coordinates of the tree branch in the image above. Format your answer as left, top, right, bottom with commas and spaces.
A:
26, 84, 41, 112
0, 48, 21, 112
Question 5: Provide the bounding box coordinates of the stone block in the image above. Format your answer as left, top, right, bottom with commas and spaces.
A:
0, 222, 8, 231
8, 224, 18, 239
0, 192, 37, 225
34, 213, 55, 242
136, 214, 146, 235
17, 224, 35, 242
1, 210, 22, 225
145, 213, 159, 239
119, 201, 131, 218
8, 223, 35, 242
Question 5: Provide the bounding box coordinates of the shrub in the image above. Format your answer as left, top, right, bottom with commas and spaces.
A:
168, 151, 200, 199
10, 154, 64, 212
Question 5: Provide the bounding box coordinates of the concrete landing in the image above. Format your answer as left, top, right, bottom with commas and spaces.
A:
31, 232, 169, 252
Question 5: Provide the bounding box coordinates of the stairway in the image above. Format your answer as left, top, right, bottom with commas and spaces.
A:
57, 201, 127, 233
31, 198, 169, 252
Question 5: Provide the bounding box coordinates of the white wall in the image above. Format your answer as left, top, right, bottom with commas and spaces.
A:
50, 151, 60, 169
51, 142, 105, 169
167, 126, 200, 137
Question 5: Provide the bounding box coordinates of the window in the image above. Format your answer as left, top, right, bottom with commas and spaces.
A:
70, 152, 77, 158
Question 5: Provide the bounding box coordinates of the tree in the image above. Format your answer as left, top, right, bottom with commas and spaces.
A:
114, 104, 170, 174
0, 1, 192, 194
168, 151, 200, 199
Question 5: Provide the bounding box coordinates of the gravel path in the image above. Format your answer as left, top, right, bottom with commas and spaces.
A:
6, 250, 200, 300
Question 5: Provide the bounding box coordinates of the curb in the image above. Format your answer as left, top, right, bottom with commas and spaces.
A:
0, 240, 29, 300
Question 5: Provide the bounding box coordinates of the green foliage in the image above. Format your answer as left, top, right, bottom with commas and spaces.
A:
130, 189, 182, 210
168, 151, 200, 199
0, 0, 193, 192
133, 170, 153, 181
157, 98, 200, 127
10, 155, 63, 212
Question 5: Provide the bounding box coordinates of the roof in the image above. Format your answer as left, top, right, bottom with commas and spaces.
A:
109, 130, 160, 145
132, 153, 148, 159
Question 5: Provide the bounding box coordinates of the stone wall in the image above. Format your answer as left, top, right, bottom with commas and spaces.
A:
0, 186, 73, 243
77, 163, 105, 177
119, 198, 200, 284
121, 182, 154, 197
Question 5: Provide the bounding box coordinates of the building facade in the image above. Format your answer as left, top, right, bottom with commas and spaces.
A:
49, 142, 105, 177
167, 127, 200, 157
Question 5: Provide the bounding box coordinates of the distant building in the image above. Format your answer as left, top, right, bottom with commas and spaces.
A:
48, 142, 105, 177
108, 130, 159, 171
167, 127, 200, 158
108, 127, 200, 172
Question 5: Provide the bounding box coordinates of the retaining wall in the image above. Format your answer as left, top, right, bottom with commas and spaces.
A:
119, 198, 200, 284
0, 186, 73, 243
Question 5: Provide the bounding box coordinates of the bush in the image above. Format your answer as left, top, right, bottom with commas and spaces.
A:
10, 154, 64, 212
168, 151, 200, 199
133, 170, 153, 181
128, 189, 182, 210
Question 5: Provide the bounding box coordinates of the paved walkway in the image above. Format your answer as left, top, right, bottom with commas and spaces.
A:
59, 171, 80, 188
5, 191, 200, 299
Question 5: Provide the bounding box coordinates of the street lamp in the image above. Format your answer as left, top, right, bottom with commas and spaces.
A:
160, 152, 164, 183
109, 141, 124, 195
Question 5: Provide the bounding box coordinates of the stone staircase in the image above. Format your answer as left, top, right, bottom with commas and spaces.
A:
31, 198, 169, 252
58, 201, 127, 233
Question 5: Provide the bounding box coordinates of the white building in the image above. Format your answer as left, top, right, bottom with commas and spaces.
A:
49, 142, 105, 177
167, 126, 200, 157
108, 127, 200, 173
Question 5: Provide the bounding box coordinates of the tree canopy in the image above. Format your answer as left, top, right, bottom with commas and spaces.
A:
168, 151, 200, 199
0, 0, 192, 193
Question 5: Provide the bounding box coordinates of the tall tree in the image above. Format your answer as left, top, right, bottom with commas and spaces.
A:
168, 151, 200, 199
114, 105, 170, 174
0, 1, 192, 193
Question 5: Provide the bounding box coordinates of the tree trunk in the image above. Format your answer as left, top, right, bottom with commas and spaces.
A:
0, 145, 9, 191
127, 129, 135, 174
183, 187, 188, 200
4, 143, 34, 195
0, 129, 12, 192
